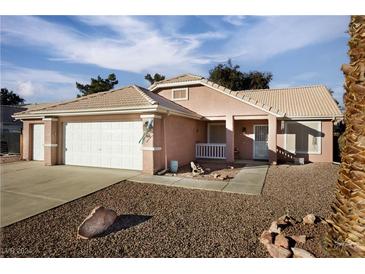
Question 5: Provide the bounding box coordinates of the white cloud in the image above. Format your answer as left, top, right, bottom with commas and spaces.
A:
1, 16, 224, 75
1, 64, 85, 102
16, 81, 35, 96
222, 16, 247, 26
222, 16, 349, 62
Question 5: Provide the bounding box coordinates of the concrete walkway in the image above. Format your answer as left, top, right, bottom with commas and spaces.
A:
129, 160, 268, 195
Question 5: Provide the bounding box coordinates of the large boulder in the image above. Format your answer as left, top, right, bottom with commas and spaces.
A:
266, 244, 292, 258
77, 206, 118, 239
292, 247, 315, 258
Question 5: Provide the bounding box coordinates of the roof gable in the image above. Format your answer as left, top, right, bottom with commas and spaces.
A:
14, 85, 202, 119
149, 74, 342, 118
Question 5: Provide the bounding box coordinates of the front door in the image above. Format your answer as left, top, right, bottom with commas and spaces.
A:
253, 125, 268, 160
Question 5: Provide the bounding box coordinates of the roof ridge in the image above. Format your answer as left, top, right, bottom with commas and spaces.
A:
239, 84, 326, 92
133, 85, 157, 105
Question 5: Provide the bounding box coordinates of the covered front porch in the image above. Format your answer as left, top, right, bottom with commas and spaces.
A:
195, 115, 278, 164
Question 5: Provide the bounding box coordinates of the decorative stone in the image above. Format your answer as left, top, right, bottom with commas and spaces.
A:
260, 230, 273, 246
266, 244, 292, 258
292, 247, 315, 258
269, 221, 281, 234
77, 206, 117, 239
277, 215, 290, 225
290, 235, 306, 244
303, 214, 316, 224
275, 234, 290, 249
213, 174, 221, 179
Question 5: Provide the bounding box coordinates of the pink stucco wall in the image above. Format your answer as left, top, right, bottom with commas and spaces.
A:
234, 119, 268, 160
157, 85, 268, 117
162, 115, 206, 168
276, 120, 333, 163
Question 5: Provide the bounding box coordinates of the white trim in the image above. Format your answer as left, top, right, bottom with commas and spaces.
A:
142, 147, 162, 151
44, 144, 58, 147
171, 88, 189, 101
284, 121, 322, 155
207, 122, 225, 143
234, 115, 268, 120
140, 114, 162, 119
149, 80, 202, 91
42, 118, 58, 121
253, 124, 269, 160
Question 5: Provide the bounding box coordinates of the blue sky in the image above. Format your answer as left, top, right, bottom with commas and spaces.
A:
1, 16, 349, 105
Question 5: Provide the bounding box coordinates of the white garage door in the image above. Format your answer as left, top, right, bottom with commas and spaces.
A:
64, 121, 143, 170
33, 124, 44, 161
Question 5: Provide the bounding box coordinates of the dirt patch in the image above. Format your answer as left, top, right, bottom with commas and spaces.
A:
165, 161, 245, 181
0, 163, 338, 258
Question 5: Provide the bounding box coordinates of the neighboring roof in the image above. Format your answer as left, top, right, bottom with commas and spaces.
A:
236, 85, 342, 118
14, 85, 202, 119
150, 74, 342, 119
0, 105, 26, 125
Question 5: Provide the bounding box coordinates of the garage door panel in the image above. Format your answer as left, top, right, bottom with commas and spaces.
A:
64, 121, 142, 170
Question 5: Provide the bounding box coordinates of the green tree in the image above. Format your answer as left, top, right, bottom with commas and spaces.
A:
76, 73, 118, 97
208, 59, 273, 91
145, 73, 166, 85
1, 88, 25, 105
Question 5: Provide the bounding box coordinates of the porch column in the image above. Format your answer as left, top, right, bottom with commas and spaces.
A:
22, 121, 31, 161
225, 114, 234, 163
43, 118, 58, 165
140, 114, 163, 175
268, 115, 277, 164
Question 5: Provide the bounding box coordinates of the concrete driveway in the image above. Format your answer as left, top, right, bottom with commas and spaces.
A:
0, 161, 140, 227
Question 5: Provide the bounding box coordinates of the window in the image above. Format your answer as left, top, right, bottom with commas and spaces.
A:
208, 123, 226, 143
285, 121, 322, 154
172, 88, 188, 101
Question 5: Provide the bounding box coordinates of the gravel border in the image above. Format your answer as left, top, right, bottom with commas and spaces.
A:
0, 163, 338, 257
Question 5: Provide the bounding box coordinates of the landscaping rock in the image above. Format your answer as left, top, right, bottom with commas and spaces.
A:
269, 221, 281, 234
292, 247, 315, 258
303, 214, 316, 224
213, 174, 220, 179
290, 235, 306, 244
77, 206, 117, 239
260, 230, 274, 246
266, 244, 292, 258
274, 234, 290, 249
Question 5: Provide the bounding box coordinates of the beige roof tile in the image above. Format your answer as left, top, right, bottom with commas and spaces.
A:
15, 85, 201, 118
151, 74, 342, 118
236, 85, 342, 117
149, 74, 203, 88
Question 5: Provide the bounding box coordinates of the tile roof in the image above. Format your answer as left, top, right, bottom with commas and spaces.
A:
15, 85, 201, 118
236, 85, 342, 117
149, 74, 203, 88
150, 74, 342, 118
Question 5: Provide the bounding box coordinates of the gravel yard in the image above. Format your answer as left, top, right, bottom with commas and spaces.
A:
0, 163, 338, 258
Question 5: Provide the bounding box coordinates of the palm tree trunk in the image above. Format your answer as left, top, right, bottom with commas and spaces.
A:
325, 15, 365, 257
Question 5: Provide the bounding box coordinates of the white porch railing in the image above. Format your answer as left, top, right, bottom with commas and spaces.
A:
195, 143, 226, 159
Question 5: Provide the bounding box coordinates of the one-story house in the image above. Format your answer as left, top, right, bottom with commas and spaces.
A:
13, 74, 343, 174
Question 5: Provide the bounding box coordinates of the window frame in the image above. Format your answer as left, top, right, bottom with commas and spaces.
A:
284, 121, 322, 155
207, 122, 226, 144
171, 88, 189, 101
